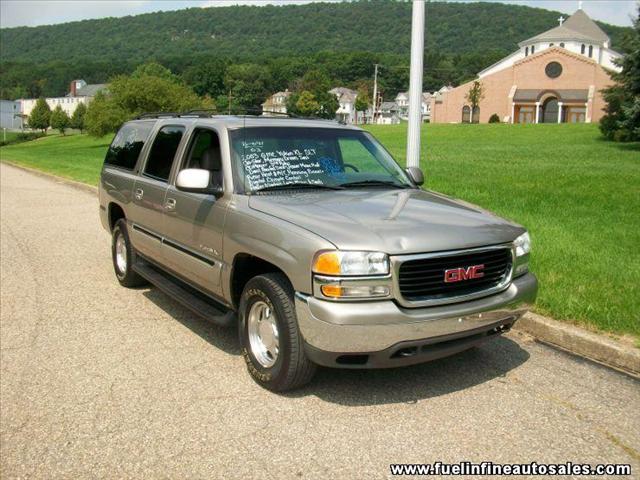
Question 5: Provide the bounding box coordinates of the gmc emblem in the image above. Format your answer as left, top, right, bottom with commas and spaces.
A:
444, 265, 485, 283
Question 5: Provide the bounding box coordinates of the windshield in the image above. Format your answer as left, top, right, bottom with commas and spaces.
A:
229, 127, 412, 193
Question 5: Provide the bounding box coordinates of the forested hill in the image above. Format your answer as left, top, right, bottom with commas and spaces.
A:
0, 1, 629, 64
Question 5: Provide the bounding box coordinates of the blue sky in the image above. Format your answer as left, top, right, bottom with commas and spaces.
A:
0, 0, 636, 28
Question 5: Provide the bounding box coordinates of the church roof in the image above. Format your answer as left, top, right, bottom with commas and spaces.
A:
519, 9, 610, 46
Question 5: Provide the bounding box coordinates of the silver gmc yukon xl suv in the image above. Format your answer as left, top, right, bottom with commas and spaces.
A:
99, 114, 537, 391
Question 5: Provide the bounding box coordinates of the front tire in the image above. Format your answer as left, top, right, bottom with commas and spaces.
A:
111, 219, 147, 288
239, 273, 316, 392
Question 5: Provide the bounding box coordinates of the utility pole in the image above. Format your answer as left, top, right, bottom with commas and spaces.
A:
372, 63, 379, 123
406, 0, 425, 169
228, 90, 232, 115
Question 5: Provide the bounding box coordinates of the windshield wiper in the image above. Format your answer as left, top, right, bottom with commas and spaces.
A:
253, 182, 345, 193
339, 180, 410, 189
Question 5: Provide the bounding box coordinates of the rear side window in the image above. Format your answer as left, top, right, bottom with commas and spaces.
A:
104, 122, 153, 170
143, 126, 185, 182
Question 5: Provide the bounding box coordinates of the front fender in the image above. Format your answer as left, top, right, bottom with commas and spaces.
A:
222, 197, 335, 296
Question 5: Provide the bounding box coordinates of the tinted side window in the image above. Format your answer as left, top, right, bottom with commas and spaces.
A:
143, 126, 185, 182
104, 122, 153, 170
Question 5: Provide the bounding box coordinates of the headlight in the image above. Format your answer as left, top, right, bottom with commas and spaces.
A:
513, 232, 531, 257
313, 251, 389, 276
513, 232, 531, 277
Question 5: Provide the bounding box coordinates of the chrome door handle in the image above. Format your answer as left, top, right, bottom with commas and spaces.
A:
165, 198, 177, 211
134, 188, 144, 200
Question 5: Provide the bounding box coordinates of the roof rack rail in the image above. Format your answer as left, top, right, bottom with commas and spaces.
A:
180, 108, 219, 117
134, 108, 340, 123
136, 112, 183, 119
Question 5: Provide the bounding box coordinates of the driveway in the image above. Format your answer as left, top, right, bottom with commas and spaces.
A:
1, 163, 638, 478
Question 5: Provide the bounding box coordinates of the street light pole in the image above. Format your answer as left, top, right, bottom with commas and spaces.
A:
406, 0, 425, 169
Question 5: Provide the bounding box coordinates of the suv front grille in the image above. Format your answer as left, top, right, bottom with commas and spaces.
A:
397, 247, 513, 303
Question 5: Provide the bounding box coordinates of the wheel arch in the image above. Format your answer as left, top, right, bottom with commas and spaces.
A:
230, 253, 290, 310
108, 202, 126, 232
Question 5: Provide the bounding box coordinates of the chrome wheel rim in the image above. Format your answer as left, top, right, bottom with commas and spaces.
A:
115, 232, 127, 274
247, 300, 279, 368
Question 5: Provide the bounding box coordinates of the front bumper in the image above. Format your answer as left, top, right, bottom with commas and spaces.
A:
295, 272, 537, 368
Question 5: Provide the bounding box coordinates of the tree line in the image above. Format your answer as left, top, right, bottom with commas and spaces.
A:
1, 0, 631, 101
1, 1, 629, 65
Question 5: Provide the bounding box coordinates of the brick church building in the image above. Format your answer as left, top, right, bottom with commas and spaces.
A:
430, 8, 622, 124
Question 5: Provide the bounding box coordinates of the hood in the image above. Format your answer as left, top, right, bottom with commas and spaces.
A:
249, 189, 525, 255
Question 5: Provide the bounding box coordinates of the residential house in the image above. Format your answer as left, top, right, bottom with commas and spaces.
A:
0, 100, 23, 130
261, 89, 291, 115
375, 102, 401, 125
394, 91, 435, 121
20, 79, 107, 119
330, 87, 358, 124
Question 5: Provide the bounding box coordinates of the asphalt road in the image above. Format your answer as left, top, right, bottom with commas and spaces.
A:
1, 163, 639, 479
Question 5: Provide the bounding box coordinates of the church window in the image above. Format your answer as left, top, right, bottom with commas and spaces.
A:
545, 61, 563, 78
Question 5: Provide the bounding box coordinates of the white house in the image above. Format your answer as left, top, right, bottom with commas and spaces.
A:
394, 91, 435, 121
330, 87, 358, 124
261, 89, 291, 115
20, 79, 107, 119
477, 9, 622, 79
0, 100, 23, 130
375, 101, 401, 125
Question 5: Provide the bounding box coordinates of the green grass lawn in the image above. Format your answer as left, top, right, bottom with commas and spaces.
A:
0, 132, 111, 184
1, 123, 638, 338
1, 131, 22, 143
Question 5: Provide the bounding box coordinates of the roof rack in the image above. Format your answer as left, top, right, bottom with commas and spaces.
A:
135, 108, 340, 123
136, 112, 183, 119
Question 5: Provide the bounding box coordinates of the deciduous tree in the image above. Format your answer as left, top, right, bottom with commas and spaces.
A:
465, 80, 484, 123
85, 92, 128, 137
85, 63, 206, 136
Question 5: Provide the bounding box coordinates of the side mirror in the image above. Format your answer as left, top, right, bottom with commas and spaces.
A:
176, 169, 223, 197
405, 167, 424, 186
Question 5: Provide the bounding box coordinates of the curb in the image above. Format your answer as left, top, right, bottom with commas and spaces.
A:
2, 161, 638, 377
1, 161, 98, 196
514, 312, 640, 377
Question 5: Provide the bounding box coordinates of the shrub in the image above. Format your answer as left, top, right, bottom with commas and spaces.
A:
488, 113, 501, 123
0, 131, 45, 147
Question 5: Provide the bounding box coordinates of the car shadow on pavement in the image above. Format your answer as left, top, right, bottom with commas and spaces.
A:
287, 337, 530, 406
142, 289, 241, 356
142, 288, 530, 406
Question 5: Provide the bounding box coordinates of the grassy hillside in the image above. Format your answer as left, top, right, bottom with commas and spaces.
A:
0, 1, 629, 64
1, 124, 638, 339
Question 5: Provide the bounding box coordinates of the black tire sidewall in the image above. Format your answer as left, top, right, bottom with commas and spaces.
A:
240, 278, 293, 389
111, 219, 141, 287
